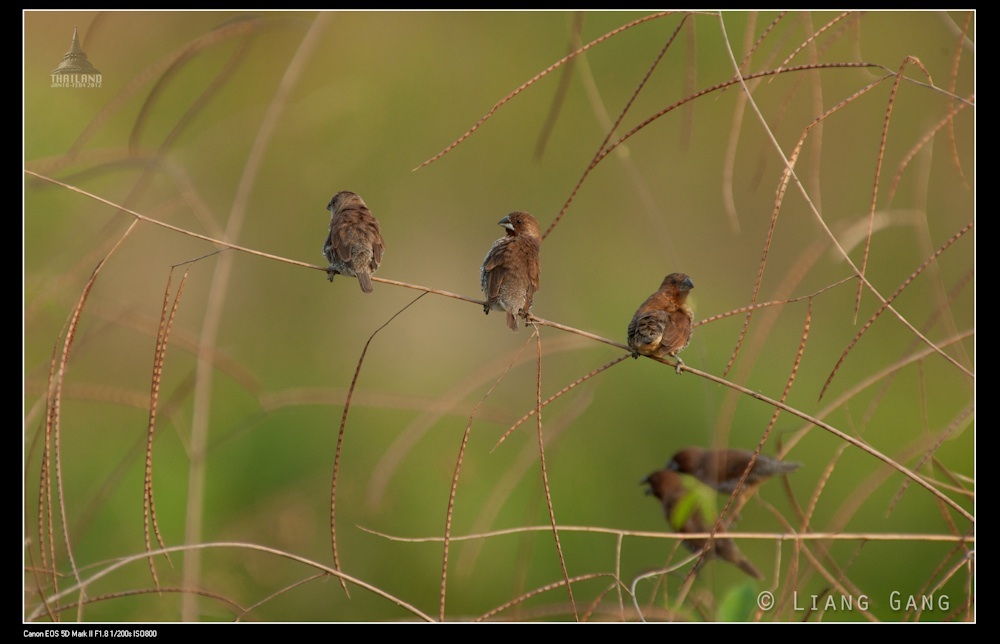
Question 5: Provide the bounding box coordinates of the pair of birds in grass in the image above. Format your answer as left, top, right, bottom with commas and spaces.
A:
476, 211, 695, 361
321, 191, 542, 334
477, 209, 695, 358
322, 191, 695, 371
321, 192, 801, 579
644, 447, 803, 579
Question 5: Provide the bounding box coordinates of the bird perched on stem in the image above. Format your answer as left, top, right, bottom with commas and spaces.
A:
643, 468, 762, 580
627, 273, 694, 373
323, 191, 385, 293
667, 447, 802, 497
480, 211, 541, 332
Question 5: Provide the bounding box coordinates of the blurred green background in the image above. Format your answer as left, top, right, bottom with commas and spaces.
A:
24, 11, 974, 622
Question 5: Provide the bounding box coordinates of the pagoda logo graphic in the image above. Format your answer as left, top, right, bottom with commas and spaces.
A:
50, 26, 102, 88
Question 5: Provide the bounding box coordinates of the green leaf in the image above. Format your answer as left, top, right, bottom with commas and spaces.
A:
716, 582, 758, 622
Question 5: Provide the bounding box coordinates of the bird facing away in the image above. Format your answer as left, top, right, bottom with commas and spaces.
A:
643, 468, 763, 580
322, 191, 385, 293
480, 211, 541, 332
667, 447, 803, 498
627, 272, 694, 373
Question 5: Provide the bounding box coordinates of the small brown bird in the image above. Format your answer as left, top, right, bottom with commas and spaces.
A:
668, 447, 802, 500
480, 211, 541, 332
627, 273, 694, 373
322, 191, 385, 293
643, 469, 762, 580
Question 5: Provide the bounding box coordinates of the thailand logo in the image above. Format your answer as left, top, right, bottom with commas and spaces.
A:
50, 26, 102, 88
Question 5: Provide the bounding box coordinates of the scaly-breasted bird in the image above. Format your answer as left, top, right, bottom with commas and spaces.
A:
667, 447, 803, 498
480, 211, 541, 332
323, 191, 385, 293
643, 468, 762, 580
627, 273, 694, 373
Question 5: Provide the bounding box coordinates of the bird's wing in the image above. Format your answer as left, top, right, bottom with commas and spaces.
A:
628, 309, 667, 347
482, 238, 511, 300
660, 308, 693, 353
327, 215, 356, 263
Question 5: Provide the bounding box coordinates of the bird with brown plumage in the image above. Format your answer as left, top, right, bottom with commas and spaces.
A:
481, 211, 541, 332
323, 191, 385, 293
643, 468, 762, 580
668, 447, 802, 498
627, 272, 694, 373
